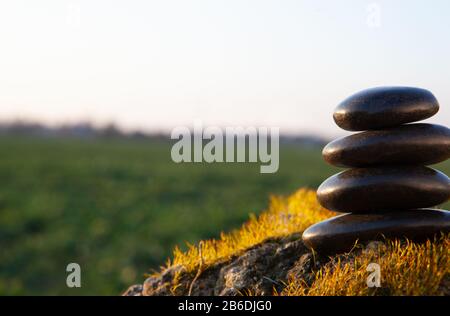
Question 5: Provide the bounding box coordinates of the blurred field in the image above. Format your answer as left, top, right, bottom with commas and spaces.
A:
0, 136, 448, 295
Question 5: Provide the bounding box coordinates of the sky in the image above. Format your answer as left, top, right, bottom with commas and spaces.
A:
0, 0, 449, 137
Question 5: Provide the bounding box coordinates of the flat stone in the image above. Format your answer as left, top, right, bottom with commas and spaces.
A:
302, 209, 450, 255
334, 87, 439, 131
323, 123, 450, 167
317, 166, 450, 213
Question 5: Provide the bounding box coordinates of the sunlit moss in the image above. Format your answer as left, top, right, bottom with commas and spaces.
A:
167, 189, 334, 272
281, 237, 449, 296
162, 188, 449, 295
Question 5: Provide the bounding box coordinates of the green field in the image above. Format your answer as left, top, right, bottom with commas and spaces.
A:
0, 136, 449, 295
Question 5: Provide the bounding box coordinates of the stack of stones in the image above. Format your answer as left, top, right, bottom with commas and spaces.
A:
302, 87, 450, 255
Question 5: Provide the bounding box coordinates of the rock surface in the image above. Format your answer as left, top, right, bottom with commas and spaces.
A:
123, 232, 450, 296
302, 209, 450, 255
317, 166, 450, 213
126, 234, 320, 296
334, 86, 439, 131
323, 123, 450, 167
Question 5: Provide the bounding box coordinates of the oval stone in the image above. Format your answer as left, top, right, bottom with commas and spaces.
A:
317, 166, 450, 213
302, 209, 450, 255
323, 123, 450, 167
334, 87, 439, 131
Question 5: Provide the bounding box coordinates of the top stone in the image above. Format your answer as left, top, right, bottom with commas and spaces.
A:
334, 87, 439, 131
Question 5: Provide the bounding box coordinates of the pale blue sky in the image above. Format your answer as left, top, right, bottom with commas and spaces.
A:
0, 0, 449, 137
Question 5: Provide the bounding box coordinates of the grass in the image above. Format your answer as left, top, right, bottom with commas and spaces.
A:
0, 135, 448, 295
0, 136, 337, 295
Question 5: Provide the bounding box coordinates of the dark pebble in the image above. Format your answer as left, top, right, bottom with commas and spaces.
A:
323, 123, 450, 167
334, 86, 439, 131
302, 209, 450, 255
317, 166, 450, 213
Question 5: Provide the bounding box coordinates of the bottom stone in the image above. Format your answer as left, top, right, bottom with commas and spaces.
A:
302, 209, 450, 255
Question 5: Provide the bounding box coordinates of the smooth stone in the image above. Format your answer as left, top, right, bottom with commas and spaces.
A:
323, 123, 450, 167
317, 166, 450, 213
334, 87, 439, 131
302, 209, 450, 255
